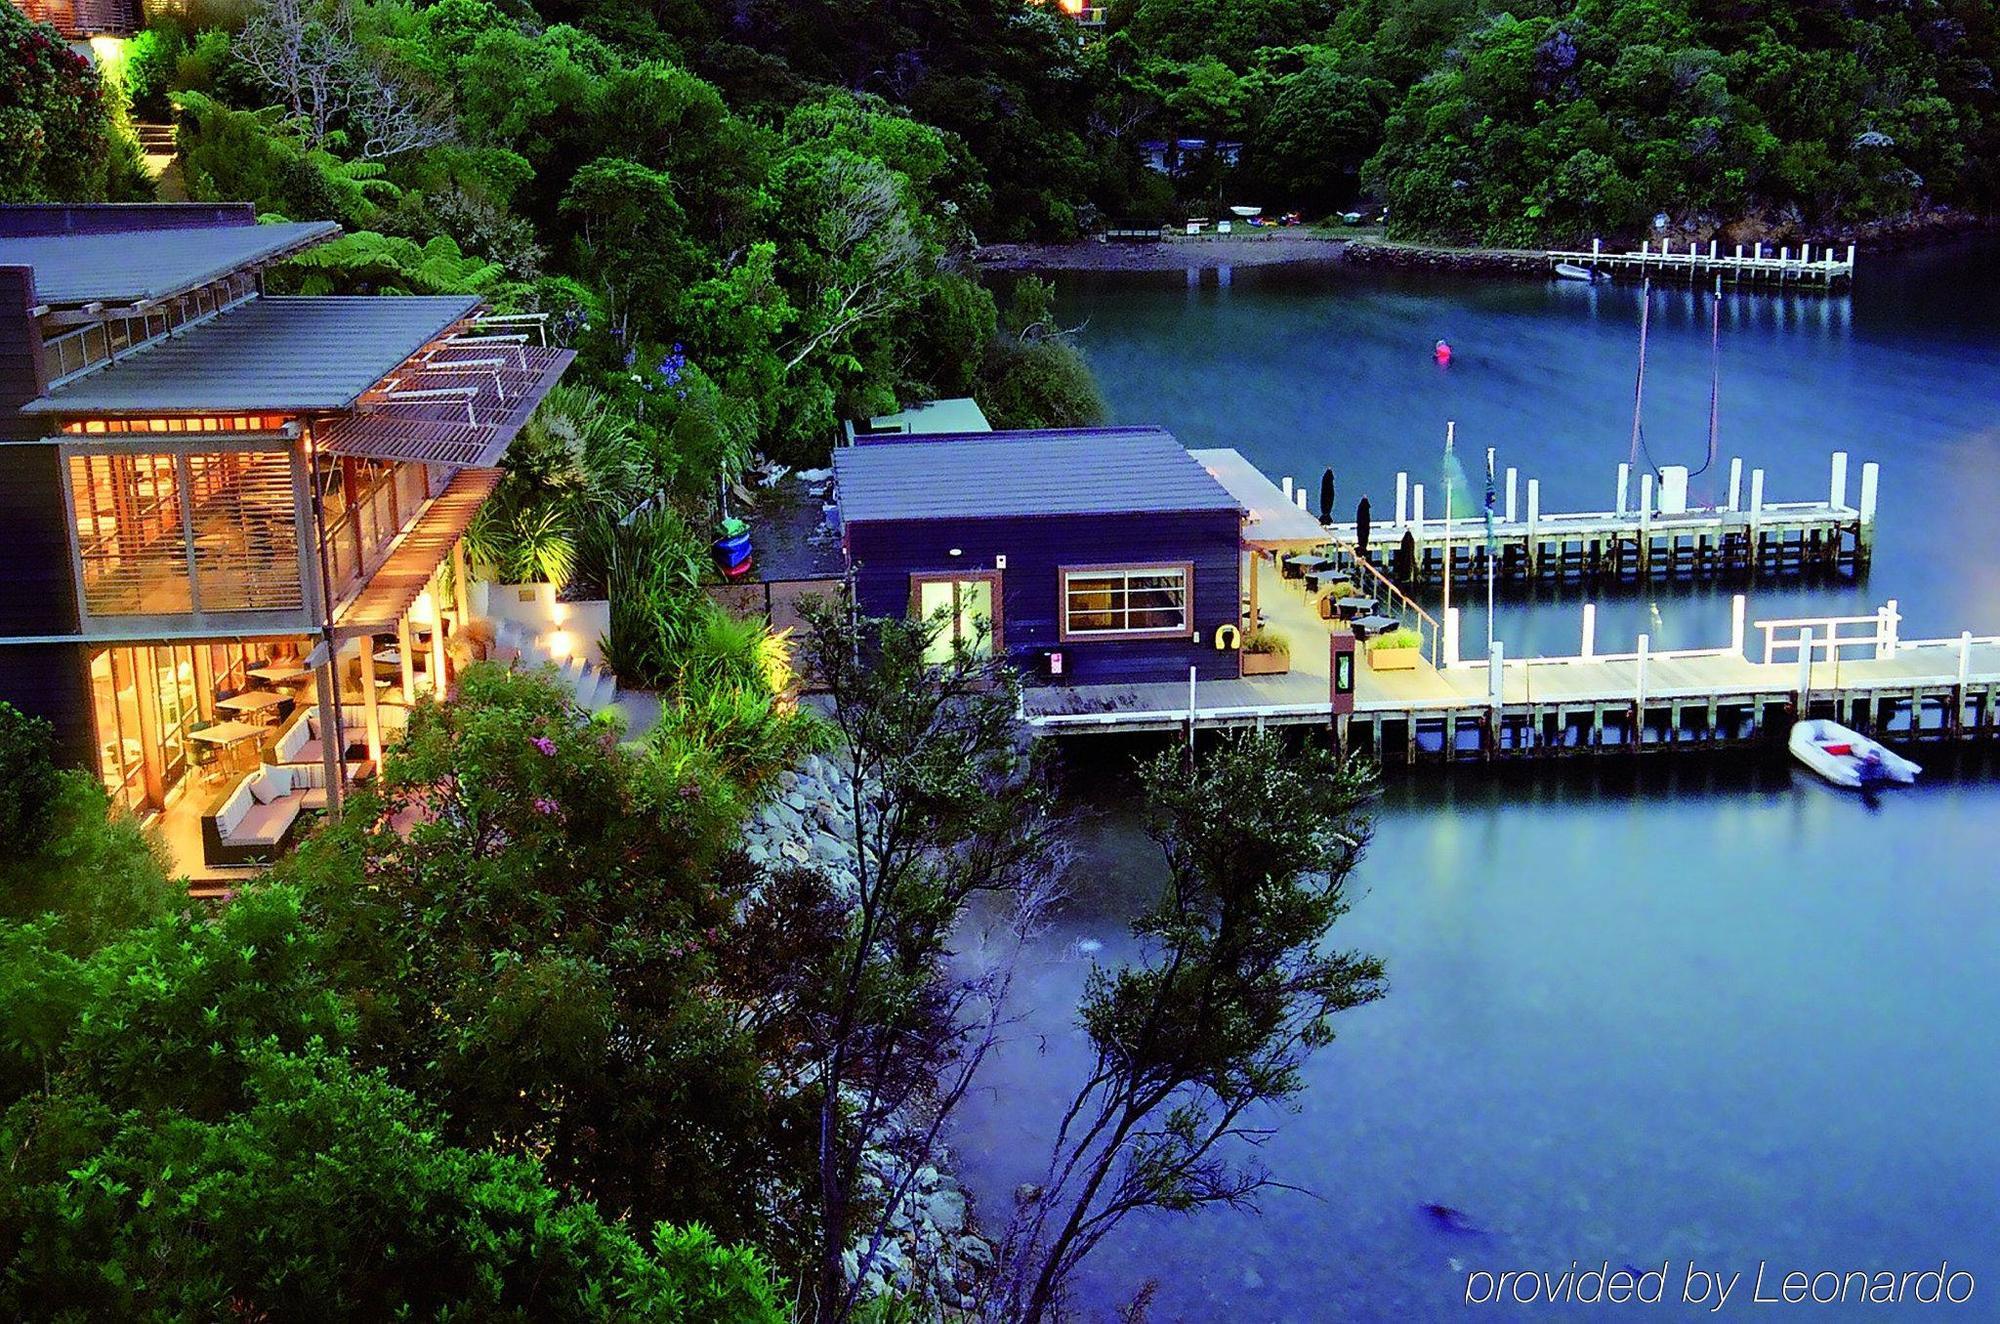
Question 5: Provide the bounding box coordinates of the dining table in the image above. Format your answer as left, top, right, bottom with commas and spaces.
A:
216, 689, 288, 719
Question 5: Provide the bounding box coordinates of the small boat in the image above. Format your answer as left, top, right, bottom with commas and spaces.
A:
1789, 719, 1921, 788
1229, 205, 1262, 219
1553, 262, 1601, 282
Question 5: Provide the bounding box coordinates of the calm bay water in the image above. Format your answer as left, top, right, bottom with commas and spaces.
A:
951, 244, 2000, 1320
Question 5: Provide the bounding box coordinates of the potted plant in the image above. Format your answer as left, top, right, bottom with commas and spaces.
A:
1241, 627, 1291, 676
1366, 630, 1421, 671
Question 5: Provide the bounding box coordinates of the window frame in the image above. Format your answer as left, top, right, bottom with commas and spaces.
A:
907, 569, 1004, 659
1058, 562, 1194, 643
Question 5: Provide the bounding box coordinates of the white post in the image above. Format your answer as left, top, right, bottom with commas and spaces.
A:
1188, 664, 1197, 752
1727, 457, 1743, 511
1281, 475, 1293, 502
1801, 242, 1811, 265
1730, 594, 1747, 656
1488, 640, 1505, 710
1846, 244, 1857, 271
1395, 471, 1408, 526
1830, 451, 1849, 511
1640, 471, 1654, 522
1797, 629, 1814, 704
1411, 483, 1425, 537
1526, 479, 1540, 548
1616, 462, 1630, 515
1959, 632, 1973, 693
1581, 602, 1597, 659
1295, 488, 1308, 511
1749, 468, 1766, 520
1443, 606, 1460, 670
1881, 598, 1900, 656
1593, 237, 1602, 261
1709, 239, 1718, 260
1781, 245, 1790, 266
1859, 462, 1879, 525
1635, 633, 1650, 714
1504, 467, 1518, 524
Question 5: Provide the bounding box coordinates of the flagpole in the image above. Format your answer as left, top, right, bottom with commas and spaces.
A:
1485, 445, 1497, 659
1442, 421, 1454, 633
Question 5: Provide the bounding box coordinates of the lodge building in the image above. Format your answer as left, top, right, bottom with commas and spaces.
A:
0, 203, 572, 876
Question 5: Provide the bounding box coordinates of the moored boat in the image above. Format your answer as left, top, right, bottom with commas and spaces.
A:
1553, 262, 1601, 281
1789, 719, 1921, 788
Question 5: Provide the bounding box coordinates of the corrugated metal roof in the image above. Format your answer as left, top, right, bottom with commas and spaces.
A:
1189, 448, 1330, 546
25, 295, 481, 415
833, 427, 1242, 523
0, 220, 339, 306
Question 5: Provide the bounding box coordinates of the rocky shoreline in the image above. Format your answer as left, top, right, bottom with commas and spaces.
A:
1341, 241, 1547, 277
740, 754, 996, 1313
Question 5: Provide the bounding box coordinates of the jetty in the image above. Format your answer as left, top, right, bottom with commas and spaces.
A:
1022, 577, 2000, 764
1547, 238, 1856, 288
1322, 451, 1875, 586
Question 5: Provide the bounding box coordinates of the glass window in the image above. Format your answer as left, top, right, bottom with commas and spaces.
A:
1062, 565, 1189, 638
69, 452, 191, 615
914, 576, 996, 664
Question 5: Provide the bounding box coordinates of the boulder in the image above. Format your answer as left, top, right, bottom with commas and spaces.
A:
927, 1188, 967, 1234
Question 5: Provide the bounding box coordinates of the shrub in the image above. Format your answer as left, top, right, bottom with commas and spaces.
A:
1244, 627, 1290, 657
1367, 629, 1420, 650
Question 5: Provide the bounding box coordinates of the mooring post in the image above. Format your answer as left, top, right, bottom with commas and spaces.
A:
1730, 594, 1747, 656
1830, 451, 1849, 511
1858, 461, 1879, 562
1395, 471, 1408, 526
1526, 479, 1541, 576
1727, 457, 1743, 512
1443, 606, 1461, 670
1749, 468, 1765, 519
1411, 483, 1426, 546
1796, 629, 1814, 710
1504, 467, 1518, 524
1635, 633, 1651, 735
1878, 598, 1900, 658
1581, 601, 1597, 659
1488, 640, 1506, 743
1958, 632, 1974, 731
1616, 462, 1630, 516
1639, 471, 1655, 576
1281, 475, 1293, 503
1295, 487, 1308, 511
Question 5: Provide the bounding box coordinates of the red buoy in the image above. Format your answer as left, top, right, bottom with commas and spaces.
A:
1433, 339, 1453, 366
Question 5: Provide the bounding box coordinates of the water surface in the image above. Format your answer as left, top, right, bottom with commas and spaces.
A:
954, 244, 2000, 1320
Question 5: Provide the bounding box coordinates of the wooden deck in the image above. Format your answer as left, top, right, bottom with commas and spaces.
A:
1547, 239, 1855, 288
1321, 452, 1876, 587
1022, 558, 2000, 763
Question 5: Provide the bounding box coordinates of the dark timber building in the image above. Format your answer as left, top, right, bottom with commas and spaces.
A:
832, 428, 1253, 685
0, 203, 571, 876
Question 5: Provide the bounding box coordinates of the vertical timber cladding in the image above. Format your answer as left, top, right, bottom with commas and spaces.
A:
846, 508, 1243, 685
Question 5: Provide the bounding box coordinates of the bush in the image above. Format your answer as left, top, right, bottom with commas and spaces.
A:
0, 5, 147, 203
1244, 627, 1290, 657
1367, 629, 1419, 650
977, 337, 1108, 430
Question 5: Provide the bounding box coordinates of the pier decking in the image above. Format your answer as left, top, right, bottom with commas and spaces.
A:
1022, 556, 2000, 764
1323, 452, 1876, 587
1547, 238, 1856, 288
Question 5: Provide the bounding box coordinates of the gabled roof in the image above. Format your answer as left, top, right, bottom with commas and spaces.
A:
0, 220, 339, 307
25, 295, 481, 415
833, 427, 1242, 524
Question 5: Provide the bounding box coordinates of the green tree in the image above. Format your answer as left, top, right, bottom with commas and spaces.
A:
992, 733, 1387, 1323
0, 4, 147, 202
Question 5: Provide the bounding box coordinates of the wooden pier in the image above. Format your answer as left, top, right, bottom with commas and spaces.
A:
1022, 591, 2000, 767
1546, 238, 1856, 288
1320, 451, 1876, 588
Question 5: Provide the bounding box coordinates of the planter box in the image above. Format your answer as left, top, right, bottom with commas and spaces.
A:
1367, 645, 1420, 672
1241, 650, 1291, 676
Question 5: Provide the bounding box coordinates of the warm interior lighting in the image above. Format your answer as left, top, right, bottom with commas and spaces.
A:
544, 629, 576, 660
62, 414, 289, 435
409, 590, 436, 627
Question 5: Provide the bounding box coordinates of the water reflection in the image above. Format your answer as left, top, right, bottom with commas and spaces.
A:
957, 246, 2000, 1319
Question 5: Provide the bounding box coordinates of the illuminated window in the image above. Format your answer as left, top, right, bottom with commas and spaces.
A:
1061, 565, 1191, 639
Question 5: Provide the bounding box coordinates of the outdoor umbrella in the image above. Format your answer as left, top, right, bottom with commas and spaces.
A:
1395, 528, 1417, 582
1355, 496, 1372, 557
1318, 468, 1336, 524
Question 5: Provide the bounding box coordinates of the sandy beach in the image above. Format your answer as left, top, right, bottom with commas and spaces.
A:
975, 235, 1350, 272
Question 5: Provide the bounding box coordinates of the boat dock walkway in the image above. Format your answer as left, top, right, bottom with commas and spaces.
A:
1547, 238, 1856, 288
1023, 566, 2000, 764
1312, 451, 1876, 587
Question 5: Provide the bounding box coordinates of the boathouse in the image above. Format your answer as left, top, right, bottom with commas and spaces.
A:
833, 427, 1255, 685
